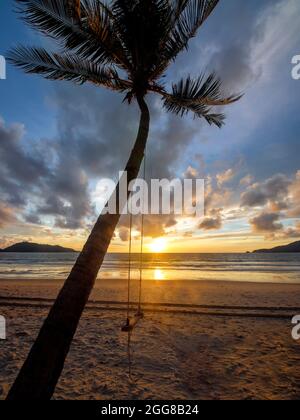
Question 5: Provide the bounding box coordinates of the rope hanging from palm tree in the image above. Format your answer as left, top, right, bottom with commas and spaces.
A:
138, 149, 147, 314
123, 151, 146, 379
123, 151, 146, 332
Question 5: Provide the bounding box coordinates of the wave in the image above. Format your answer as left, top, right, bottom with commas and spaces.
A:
0, 253, 300, 283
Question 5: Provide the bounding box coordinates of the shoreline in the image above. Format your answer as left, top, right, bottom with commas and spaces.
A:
1, 278, 300, 308
1, 277, 300, 285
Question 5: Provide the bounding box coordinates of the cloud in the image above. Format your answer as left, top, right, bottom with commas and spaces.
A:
209, 43, 258, 92
241, 174, 290, 208
51, 85, 139, 178
279, 222, 300, 239
165, 217, 177, 229
0, 202, 17, 228
205, 175, 234, 211
23, 213, 41, 225
0, 118, 48, 206
148, 108, 201, 180
250, 211, 283, 236
242, 170, 300, 240
184, 166, 199, 179
207, 0, 300, 94
240, 169, 300, 215
251, 0, 300, 81
288, 171, 300, 217
199, 208, 223, 231
240, 174, 253, 186
0, 114, 93, 230
216, 169, 235, 187
116, 213, 178, 242
40, 163, 91, 229
118, 227, 129, 242
142, 217, 166, 238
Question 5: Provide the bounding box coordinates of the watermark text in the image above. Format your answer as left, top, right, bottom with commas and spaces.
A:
291, 315, 300, 341
291, 55, 300, 80
0, 55, 6, 80
0, 315, 6, 340
96, 172, 205, 217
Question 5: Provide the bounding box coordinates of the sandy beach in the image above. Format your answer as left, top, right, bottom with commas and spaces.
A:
1, 278, 300, 400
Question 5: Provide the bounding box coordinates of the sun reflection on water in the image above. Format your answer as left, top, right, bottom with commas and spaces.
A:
154, 268, 165, 281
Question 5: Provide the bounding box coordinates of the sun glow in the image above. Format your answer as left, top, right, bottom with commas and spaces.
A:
154, 269, 165, 280
149, 238, 168, 253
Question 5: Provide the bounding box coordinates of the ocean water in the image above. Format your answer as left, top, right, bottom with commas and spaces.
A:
0, 253, 299, 284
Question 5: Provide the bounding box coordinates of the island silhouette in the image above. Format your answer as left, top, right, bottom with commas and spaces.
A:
0, 242, 76, 253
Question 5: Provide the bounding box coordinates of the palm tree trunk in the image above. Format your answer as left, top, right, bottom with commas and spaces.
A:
7, 96, 150, 401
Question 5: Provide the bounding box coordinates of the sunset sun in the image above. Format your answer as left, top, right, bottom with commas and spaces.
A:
149, 238, 168, 253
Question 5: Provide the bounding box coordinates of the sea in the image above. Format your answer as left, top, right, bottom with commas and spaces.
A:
0, 253, 299, 284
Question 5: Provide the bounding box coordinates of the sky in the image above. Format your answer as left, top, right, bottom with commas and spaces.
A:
0, 0, 300, 253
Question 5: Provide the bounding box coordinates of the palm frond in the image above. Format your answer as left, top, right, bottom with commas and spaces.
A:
151, 0, 219, 78
172, 0, 189, 19
172, 0, 220, 49
161, 74, 242, 127
111, 0, 174, 86
7, 45, 131, 91
14, 0, 129, 69
66, 0, 81, 24
81, 0, 131, 70
10, 0, 241, 121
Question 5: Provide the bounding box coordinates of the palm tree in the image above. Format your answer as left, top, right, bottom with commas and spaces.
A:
7, 0, 241, 400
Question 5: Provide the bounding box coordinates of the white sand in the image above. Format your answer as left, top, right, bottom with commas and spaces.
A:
1, 279, 300, 400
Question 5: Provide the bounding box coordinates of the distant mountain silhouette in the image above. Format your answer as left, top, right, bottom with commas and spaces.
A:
253, 241, 300, 253
0, 242, 76, 253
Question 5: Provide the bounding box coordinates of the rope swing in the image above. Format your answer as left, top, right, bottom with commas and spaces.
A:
121, 151, 146, 333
